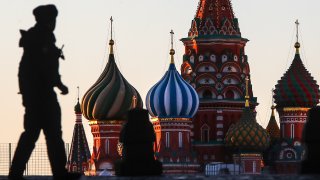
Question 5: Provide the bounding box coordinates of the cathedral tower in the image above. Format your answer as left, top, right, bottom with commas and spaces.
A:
67, 88, 91, 174
272, 20, 319, 174
146, 31, 200, 173
274, 21, 319, 142
225, 77, 269, 174
81, 17, 143, 175
180, 0, 257, 165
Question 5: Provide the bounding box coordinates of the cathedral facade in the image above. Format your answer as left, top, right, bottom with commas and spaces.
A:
77, 0, 319, 175
180, 0, 258, 166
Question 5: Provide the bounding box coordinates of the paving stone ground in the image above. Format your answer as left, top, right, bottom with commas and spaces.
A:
0, 175, 320, 180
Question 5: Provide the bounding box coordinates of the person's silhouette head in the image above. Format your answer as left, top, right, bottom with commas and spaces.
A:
33, 4, 58, 31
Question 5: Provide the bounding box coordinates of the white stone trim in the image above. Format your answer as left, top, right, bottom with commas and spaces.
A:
160, 129, 191, 132
217, 131, 223, 136
216, 116, 223, 121
216, 123, 223, 128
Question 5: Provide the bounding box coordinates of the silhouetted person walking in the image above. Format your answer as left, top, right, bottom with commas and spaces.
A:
301, 106, 320, 174
8, 5, 79, 180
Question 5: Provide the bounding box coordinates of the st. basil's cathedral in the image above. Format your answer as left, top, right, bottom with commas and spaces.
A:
66, 0, 319, 175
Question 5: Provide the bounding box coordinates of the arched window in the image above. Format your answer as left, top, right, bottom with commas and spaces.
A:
281, 124, 285, 138
166, 132, 170, 148
198, 77, 215, 85
179, 132, 183, 148
106, 139, 109, 155
197, 64, 216, 72
203, 90, 212, 99
241, 161, 245, 173
73, 165, 77, 172
225, 90, 234, 99
291, 124, 295, 139
201, 124, 210, 142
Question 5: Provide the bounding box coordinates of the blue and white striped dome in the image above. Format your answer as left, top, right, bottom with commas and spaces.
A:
146, 62, 199, 119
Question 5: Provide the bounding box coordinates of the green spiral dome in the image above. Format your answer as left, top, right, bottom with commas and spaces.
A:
225, 107, 270, 153
81, 51, 143, 121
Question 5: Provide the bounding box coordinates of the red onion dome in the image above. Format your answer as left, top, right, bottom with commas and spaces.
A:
274, 43, 319, 108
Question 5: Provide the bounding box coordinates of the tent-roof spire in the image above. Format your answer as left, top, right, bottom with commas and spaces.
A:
74, 86, 81, 113
195, 0, 235, 26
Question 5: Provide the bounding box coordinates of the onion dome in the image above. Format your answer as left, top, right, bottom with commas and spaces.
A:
274, 21, 319, 108
225, 78, 270, 152
146, 30, 199, 119
81, 18, 143, 121
266, 105, 280, 142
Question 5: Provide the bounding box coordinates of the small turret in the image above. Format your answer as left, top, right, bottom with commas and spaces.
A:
225, 77, 269, 153
225, 77, 269, 174
67, 87, 91, 173
266, 91, 280, 143
274, 20, 319, 108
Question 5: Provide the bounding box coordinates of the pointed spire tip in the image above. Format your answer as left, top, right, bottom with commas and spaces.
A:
170, 30, 175, 64
109, 16, 114, 54
295, 19, 300, 54
77, 86, 80, 102
245, 76, 250, 107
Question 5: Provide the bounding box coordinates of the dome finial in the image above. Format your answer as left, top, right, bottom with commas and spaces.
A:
169, 30, 175, 64
294, 19, 300, 54
109, 16, 115, 54
77, 86, 80, 102
74, 86, 81, 113
271, 88, 275, 117
245, 76, 250, 107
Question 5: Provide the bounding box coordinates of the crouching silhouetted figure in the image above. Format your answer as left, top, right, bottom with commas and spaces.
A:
301, 106, 320, 174
115, 109, 162, 176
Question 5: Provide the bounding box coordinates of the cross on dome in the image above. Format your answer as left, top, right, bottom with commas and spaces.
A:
169, 30, 175, 64
109, 16, 115, 54
245, 76, 250, 107
294, 19, 301, 54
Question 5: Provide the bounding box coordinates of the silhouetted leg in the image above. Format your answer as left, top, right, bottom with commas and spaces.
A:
9, 106, 41, 178
42, 100, 67, 178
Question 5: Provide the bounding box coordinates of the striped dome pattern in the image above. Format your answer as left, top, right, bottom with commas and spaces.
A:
81, 52, 143, 121
274, 52, 319, 108
146, 63, 199, 118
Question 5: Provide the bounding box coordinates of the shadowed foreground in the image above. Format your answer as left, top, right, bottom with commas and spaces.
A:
1, 175, 320, 180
